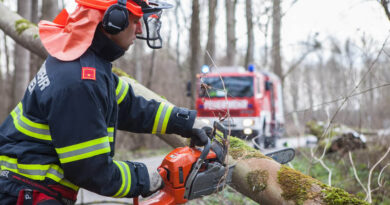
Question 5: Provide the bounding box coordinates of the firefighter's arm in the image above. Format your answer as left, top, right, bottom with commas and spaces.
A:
115, 75, 196, 136
47, 82, 149, 197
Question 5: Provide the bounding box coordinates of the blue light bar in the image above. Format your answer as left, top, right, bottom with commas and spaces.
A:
248, 64, 255, 72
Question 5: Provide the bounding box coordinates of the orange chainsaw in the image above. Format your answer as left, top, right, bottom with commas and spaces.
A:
134, 121, 295, 205
134, 121, 234, 205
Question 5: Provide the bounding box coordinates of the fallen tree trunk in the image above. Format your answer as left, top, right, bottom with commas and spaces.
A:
0, 3, 368, 204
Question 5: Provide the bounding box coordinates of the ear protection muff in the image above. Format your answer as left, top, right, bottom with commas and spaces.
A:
102, 0, 129, 34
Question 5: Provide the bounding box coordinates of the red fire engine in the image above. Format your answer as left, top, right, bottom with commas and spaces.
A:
196, 65, 284, 148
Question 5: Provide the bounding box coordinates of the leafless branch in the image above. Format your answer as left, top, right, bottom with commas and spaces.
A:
348, 151, 368, 195
379, 0, 390, 22
378, 163, 390, 187
367, 146, 390, 203
285, 82, 390, 115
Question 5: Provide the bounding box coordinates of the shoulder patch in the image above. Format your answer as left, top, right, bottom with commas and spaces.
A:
82, 67, 96, 81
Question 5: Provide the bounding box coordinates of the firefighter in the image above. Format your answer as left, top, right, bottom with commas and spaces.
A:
0, 0, 209, 204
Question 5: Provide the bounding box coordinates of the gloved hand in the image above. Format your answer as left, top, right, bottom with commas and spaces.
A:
188, 119, 212, 146
141, 168, 164, 197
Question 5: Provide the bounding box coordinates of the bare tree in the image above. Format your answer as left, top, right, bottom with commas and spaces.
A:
271, 0, 282, 78
379, 0, 390, 21
189, 0, 201, 108
245, 0, 254, 68
11, 0, 32, 109
204, 0, 218, 66
225, 0, 237, 65
41, 0, 59, 21
30, 0, 43, 81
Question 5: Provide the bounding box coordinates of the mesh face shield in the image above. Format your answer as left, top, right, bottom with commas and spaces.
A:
135, 0, 173, 49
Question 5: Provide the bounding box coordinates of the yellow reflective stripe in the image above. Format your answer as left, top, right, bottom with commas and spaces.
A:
152, 102, 165, 134
123, 162, 131, 196
161, 105, 174, 134
10, 103, 51, 141
108, 127, 114, 142
115, 78, 123, 96
17, 104, 49, 130
0, 155, 79, 191
117, 82, 129, 105
116, 78, 129, 105
55, 137, 111, 164
56, 137, 109, 154
58, 179, 79, 191
113, 161, 131, 198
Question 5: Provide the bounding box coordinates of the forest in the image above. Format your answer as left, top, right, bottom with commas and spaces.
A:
0, 0, 389, 204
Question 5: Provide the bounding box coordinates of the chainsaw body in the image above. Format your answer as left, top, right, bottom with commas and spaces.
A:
139, 122, 234, 205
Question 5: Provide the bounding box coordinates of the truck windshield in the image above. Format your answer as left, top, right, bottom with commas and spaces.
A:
200, 76, 254, 98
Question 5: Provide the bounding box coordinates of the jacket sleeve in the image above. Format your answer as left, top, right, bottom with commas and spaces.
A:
47, 81, 149, 198
114, 75, 196, 137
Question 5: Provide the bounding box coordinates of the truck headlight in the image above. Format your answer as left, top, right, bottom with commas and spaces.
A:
243, 128, 253, 135
242, 119, 254, 127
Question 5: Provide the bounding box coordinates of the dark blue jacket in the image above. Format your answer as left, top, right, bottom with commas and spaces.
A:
0, 29, 195, 198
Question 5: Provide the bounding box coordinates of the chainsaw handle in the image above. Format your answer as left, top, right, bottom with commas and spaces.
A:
199, 138, 211, 161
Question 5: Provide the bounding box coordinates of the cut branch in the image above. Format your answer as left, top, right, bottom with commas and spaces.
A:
0, 3, 47, 59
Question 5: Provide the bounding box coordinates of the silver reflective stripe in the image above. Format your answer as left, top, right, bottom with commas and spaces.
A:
58, 142, 110, 159
0, 160, 64, 179
108, 129, 114, 138
156, 104, 169, 133
116, 80, 128, 102
14, 106, 50, 136
115, 161, 130, 197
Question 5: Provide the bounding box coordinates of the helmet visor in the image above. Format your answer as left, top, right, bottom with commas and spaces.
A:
136, 1, 172, 49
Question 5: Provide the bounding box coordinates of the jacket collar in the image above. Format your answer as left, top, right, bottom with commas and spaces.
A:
90, 27, 126, 62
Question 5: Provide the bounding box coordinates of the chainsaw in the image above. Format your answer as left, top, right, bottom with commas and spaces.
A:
134, 121, 295, 205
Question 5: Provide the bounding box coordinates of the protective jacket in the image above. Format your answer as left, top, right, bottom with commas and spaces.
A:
0, 28, 196, 201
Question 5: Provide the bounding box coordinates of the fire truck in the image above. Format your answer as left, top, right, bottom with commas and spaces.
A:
195, 65, 284, 148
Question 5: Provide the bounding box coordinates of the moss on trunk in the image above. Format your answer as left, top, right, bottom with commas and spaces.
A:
278, 165, 369, 205
15, 19, 36, 35
229, 136, 272, 160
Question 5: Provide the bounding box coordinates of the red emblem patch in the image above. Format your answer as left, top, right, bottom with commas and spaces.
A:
81, 67, 96, 80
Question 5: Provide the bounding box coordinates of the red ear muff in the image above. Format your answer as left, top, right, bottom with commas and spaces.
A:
102, 1, 129, 34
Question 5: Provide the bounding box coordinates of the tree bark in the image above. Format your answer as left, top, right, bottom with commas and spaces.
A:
204, 0, 217, 67
41, 0, 59, 21
30, 0, 44, 81
0, 4, 368, 204
272, 0, 282, 79
189, 0, 201, 109
0, 3, 48, 59
11, 0, 32, 109
225, 0, 237, 66
245, 0, 254, 69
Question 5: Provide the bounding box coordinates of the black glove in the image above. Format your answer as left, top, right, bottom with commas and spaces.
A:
188, 119, 212, 146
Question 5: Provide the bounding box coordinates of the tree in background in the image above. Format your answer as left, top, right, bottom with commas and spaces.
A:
271, 0, 282, 79
245, 0, 254, 68
189, 0, 201, 109
204, 0, 217, 67
225, 0, 237, 66
11, 0, 32, 110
